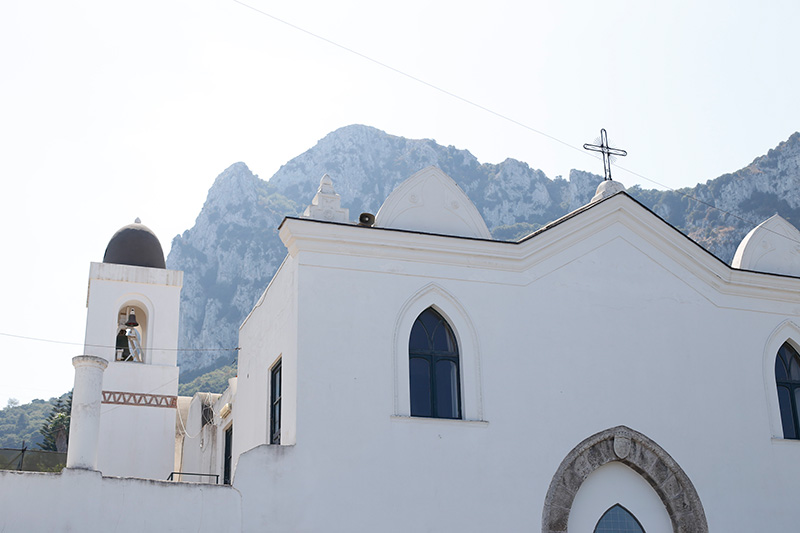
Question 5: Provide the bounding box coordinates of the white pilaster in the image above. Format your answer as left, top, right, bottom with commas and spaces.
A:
66, 355, 108, 471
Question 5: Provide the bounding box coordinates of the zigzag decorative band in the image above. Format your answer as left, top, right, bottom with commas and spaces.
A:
102, 390, 177, 409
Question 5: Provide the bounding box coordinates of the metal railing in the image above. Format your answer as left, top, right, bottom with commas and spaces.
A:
0, 447, 66, 472
166, 471, 220, 484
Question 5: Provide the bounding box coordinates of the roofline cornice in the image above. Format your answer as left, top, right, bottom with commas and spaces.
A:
278, 195, 800, 306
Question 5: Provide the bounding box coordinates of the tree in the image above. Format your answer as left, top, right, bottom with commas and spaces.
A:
38, 391, 72, 452
7, 398, 19, 408
15, 411, 28, 433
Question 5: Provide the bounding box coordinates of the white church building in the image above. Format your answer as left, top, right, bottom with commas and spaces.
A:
3, 167, 800, 532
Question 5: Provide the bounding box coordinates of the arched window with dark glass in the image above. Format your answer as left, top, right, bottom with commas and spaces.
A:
409, 307, 461, 419
775, 341, 800, 439
594, 504, 645, 533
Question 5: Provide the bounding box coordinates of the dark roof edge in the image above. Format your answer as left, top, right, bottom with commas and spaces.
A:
278, 193, 800, 281
278, 216, 501, 244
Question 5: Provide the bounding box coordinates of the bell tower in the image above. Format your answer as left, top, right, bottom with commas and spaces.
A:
82, 218, 183, 479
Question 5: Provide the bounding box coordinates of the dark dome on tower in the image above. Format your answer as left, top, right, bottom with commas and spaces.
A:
103, 218, 166, 269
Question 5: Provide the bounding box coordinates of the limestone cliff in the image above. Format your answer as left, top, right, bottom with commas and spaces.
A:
167, 125, 800, 377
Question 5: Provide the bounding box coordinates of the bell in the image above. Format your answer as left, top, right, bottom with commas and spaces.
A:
125, 308, 139, 327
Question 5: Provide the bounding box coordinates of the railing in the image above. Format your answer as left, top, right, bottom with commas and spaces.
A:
0, 447, 66, 472
166, 471, 220, 484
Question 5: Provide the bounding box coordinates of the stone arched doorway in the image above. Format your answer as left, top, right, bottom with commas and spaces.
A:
541, 426, 707, 533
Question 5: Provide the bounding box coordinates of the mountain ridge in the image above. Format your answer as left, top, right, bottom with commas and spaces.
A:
167, 125, 800, 378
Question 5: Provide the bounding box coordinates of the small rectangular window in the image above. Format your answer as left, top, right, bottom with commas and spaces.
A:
223, 424, 233, 485
201, 400, 214, 426
270, 360, 282, 444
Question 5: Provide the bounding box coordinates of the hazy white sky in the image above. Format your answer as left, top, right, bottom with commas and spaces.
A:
2, 0, 799, 406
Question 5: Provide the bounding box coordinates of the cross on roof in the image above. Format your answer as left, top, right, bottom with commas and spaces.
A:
583, 128, 627, 181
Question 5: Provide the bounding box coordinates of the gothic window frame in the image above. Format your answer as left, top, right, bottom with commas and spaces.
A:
761, 321, 800, 439
392, 284, 484, 422
775, 341, 800, 439
409, 307, 462, 419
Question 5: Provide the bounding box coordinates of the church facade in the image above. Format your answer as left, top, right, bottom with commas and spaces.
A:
3, 167, 800, 532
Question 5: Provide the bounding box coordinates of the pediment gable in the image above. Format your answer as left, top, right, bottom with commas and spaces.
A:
507, 193, 800, 310
520, 191, 726, 263
375, 166, 491, 239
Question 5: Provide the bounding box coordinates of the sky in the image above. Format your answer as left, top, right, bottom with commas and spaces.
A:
1, 0, 799, 407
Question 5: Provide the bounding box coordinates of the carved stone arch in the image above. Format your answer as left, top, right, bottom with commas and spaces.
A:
762, 320, 800, 438
392, 282, 484, 420
542, 426, 707, 533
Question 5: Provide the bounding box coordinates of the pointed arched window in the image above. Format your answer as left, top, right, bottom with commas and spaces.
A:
594, 504, 645, 533
409, 308, 461, 419
775, 342, 800, 439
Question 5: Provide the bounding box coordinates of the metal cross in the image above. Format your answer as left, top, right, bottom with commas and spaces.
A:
583, 128, 627, 181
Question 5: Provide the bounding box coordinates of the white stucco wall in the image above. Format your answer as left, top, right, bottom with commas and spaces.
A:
0, 468, 240, 532
176, 392, 221, 483
96, 395, 179, 479
236, 255, 298, 465
93, 359, 179, 479
178, 382, 238, 484
233, 196, 800, 532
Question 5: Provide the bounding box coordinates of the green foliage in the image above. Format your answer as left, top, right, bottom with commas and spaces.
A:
38, 392, 72, 452
0, 394, 69, 449
179, 363, 237, 397
33, 459, 67, 472
0, 369, 241, 451
259, 190, 299, 216
15, 411, 28, 432
739, 191, 800, 227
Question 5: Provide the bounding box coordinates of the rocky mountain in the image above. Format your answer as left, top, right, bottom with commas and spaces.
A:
167, 125, 800, 378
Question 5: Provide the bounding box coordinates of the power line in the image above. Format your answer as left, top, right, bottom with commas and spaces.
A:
0, 332, 239, 352
231, 0, 584, 158
231, 0, 800, 248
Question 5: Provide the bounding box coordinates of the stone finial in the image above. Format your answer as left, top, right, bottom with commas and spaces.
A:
302, 174, 349, 223
135, 217, 141, 224
318, 174, 335, 195
590, 179, 626, 203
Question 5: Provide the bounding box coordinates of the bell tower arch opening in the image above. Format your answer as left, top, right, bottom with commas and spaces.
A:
115, 304, 148, 362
